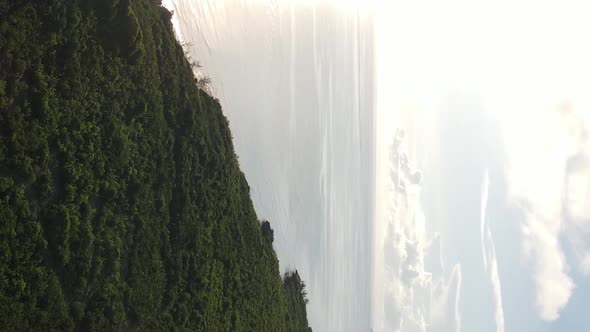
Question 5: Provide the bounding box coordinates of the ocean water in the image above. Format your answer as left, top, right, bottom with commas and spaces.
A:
164, 1, 375, 331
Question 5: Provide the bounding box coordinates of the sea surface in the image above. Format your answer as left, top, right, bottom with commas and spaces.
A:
163, 1, 375, 331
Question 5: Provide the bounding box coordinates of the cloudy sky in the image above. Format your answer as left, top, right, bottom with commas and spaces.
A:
374, 0, 590, 331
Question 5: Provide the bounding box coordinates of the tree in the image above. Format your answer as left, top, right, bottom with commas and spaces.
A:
260, 220, 274, 246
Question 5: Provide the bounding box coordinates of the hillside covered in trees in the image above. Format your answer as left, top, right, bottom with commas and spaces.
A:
0, 0, 311, 330
283, 270, 311, 332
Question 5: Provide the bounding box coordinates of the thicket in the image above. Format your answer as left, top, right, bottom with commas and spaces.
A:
0, 0, 310, 330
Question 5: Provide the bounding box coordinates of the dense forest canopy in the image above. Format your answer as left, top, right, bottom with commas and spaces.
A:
0, 0, 311, 330
283, 270, 312, 332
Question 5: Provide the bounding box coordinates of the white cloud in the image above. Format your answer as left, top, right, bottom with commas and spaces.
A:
430, 264, 462, 332
521, 212, 575, 321
424, 234, 443, 281
500, 106, 589, 321
480, 170, 505, 332
453, 266, 462, 332
375, 134, 464, 332
564, 154, 590, 223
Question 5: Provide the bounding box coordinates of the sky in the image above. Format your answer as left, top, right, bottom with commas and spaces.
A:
163, 0, 590, 331
373, 1, 590, 331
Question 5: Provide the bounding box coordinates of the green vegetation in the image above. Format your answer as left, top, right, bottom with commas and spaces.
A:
283, 271, 312, 332
0, 0, 310, 330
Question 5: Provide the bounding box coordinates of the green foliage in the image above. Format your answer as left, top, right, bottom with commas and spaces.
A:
260, 219, 275, 247
0, 0, 310, 331
283, 271, 312, 332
